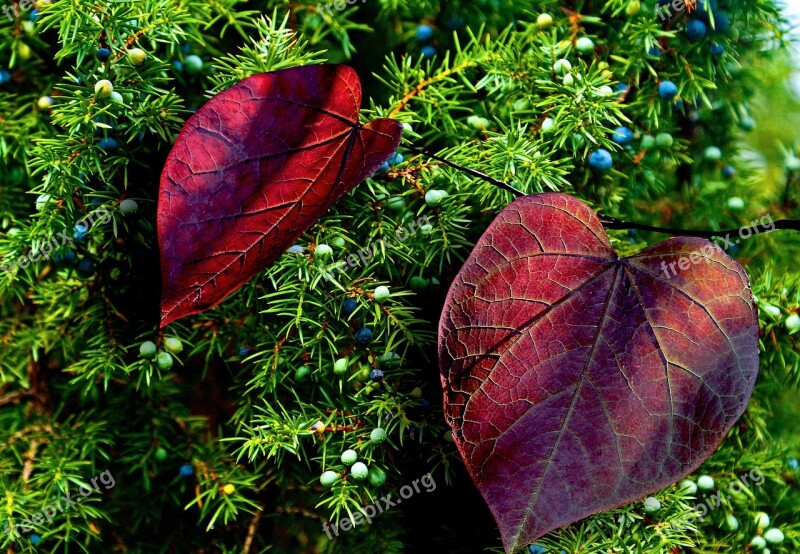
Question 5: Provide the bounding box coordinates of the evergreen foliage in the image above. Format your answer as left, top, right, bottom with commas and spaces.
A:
1, 0, 799, 552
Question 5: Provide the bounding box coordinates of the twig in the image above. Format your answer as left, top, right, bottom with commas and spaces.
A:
242, 509, 263, 554
409, 143, 800, 238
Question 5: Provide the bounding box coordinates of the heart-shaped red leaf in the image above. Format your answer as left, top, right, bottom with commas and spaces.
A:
158, 64, 402, 327
439, 193, 759, 552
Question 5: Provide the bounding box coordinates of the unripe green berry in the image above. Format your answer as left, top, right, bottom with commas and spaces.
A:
37, 96, 53, 110
164, 336, 183, 354
320, 470, 339, 487
350, 462, 368, 480
541, 118, 555, 133
641, 135, 656, 149
704, 146, 723, 161
553, 59, 572, 75
370, 427, 387, 443
786, 314, 800, 331
762, 305, 781, 318
764, 528, 784, 544
562, 73, 574, 87
127, 48, 147, 66
467, 115, 490, 129
785, 155, 800, 172
643, 497, 661, 513
750, 536, 767, 549
626, 1, 641, 16
333, 358, 348, 375
754, 511, 771, 529
341, 449, 358, 466
368, 466, 386, 486
120, 199, 138, 214
139, 341, 157, 358
386, 196, 406, 212
537, 13, 554, 30
295, 365, 311, 380
36, 194, 52, 211
331, 236, 346, 249
109, 91, 124, 104
156, 351, 173, 370
697, 475, 715, 491
679, 479, 698, 494
373, 285, 390, 303
154, 446, 167, 461
724, 514, 739, 531
425, 189, 448, 207
95, 79, 113, 98
726, 197, 745, 211
315, 243, 333, 258
410, 276, 428, 291
184, 55, 204, 74
576, 37, 595, 53
656, 133, 674, 148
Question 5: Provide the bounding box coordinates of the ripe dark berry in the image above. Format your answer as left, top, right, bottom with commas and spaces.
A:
611, 126, 634, 145
722, 165, 736, 178
98, 137, 118, 151
415, 24, 433, 42
710, 43, 724, 56
30, 534, 41, 545
96, 47, 111, 62
54, 249, 77, 267
658, 81, 679, 99
342, 297, 358, 315
354, 327, 373, 345
370, 369, 384, 382
0, 69, 10, 85
73, 222, 89, 240
389, 151, 404, 166
686, 19, 707, 41
420, 45, 437, 59
239, 345, 252, 357
588, 149, 613, 172
77, 259, 95, 277
711, 12, 730, 33
179, 464, 194, 477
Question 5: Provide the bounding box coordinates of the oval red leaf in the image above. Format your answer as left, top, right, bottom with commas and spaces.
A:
439, 193, 759, 552
158, 64, 402, 327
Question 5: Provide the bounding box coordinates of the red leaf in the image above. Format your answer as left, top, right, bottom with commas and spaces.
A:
439, 193, 759, 552
158, 65, 402, 327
